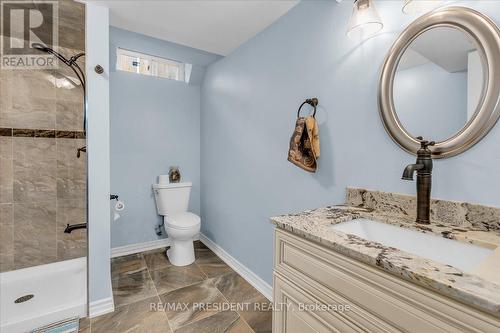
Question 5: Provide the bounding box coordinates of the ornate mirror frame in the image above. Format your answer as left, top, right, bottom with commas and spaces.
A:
379, 6, 500, 158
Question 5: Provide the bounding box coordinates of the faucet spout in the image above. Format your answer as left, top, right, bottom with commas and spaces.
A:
401, 137, 435, 225
402, 163, 424, 181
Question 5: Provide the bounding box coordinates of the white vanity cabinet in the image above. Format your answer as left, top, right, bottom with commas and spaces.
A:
272, 229, 500, 333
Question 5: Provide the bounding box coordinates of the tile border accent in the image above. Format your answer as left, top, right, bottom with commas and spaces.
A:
0, 127, 85, 139
0, 127, 13, 136
199, 233, 273, 301
89, 296, 115, 318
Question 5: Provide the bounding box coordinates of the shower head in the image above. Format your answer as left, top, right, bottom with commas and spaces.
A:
32, 43, 49, 52
32, 43, 71, 65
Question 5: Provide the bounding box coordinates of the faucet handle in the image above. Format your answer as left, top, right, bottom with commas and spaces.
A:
416, 136, 435, 150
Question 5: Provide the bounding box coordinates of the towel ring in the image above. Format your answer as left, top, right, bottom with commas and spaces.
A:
297, 98, 318, 118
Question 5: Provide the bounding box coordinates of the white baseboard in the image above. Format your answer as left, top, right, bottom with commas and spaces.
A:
199, 233, 273, 301
111, 235, 200, 258
111, 238, 171, 258
89, 297, 114, 318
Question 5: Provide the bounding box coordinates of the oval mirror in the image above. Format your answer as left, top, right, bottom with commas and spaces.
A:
394, 26, 483, 142
379, 7, 500, 158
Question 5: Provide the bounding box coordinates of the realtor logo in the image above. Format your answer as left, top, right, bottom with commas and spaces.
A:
1, 0, 58, 69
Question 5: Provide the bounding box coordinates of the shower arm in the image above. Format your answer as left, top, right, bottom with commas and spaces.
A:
69, 53, 86, 89
32, 43, 87, 134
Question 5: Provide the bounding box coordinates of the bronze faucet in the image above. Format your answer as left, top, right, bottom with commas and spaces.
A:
402, 137, 435, 224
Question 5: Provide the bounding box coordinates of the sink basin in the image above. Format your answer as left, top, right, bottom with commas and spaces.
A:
330, 218, 493, 272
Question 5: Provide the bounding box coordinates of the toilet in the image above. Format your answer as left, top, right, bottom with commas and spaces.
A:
153, 180, 200, 266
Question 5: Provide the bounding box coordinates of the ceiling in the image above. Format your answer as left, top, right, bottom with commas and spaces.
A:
88, 0, 298, 56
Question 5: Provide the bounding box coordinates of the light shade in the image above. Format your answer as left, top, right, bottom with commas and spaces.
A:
347, 0, 383, 40
402, 0, 443, 15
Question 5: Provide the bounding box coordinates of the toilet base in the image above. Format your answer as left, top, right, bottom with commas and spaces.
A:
166, 239, 195, 266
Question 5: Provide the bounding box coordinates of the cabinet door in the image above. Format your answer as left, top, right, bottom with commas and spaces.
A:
273, 274, 361, 333
275, 229, 500, 333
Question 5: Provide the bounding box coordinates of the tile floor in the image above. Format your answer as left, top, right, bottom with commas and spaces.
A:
79, 241, 272, 333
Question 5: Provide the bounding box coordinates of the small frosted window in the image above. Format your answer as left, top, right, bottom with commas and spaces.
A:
116, 48, 187, 82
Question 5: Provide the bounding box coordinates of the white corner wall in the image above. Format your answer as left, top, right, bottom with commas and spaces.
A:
85, 2, 113, 317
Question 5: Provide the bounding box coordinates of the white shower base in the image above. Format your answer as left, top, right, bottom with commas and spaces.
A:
0, 257, 87, 333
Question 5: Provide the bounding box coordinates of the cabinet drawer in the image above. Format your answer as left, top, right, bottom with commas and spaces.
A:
274, 274, 360, 333
274, 228, 500, 333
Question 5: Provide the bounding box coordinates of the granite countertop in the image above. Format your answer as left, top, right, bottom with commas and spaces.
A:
270, 189, 500, 317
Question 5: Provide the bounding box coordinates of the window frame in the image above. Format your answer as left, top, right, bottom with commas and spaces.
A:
116, 47, 186, 82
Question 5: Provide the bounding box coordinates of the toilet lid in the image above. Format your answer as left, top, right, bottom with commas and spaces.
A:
165, 212, 200, 229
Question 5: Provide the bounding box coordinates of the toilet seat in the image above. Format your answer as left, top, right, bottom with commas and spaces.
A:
165, 212, 200, 230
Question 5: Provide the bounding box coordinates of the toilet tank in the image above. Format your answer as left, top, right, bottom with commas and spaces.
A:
153, 182, 192, 215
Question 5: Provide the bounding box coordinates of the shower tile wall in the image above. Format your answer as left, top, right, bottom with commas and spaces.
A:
0, 0, 85, 272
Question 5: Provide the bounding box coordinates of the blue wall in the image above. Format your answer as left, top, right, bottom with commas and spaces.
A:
200, 1, 500, 285
110, 27, 220, 248
394, 62, 468, 142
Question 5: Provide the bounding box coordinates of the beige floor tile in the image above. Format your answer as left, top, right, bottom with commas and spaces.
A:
100, 245, 270, 333
196, 256, 234, 279
194, 243, 235, 277
143, 248, 172, 271
150, 263, 206, 295
112, 270, 157, 307
91, 296, 171, 333
160, 279, 228, 330
194, 245, 217, 264
212, 272, 271, 332
193, 240, 208, 249
237, 294, 272, 333
174, 310, 254, 333
111, 253, 147, 279
212, 272, 262, 304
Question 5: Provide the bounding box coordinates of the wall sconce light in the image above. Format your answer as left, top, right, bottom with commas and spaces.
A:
402, 0, 443, 15
346, 0, 384, 40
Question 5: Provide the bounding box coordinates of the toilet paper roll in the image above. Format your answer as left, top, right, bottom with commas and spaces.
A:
113, 211, 121, 221
158, 175, 169, 184
114, 200, 125, 211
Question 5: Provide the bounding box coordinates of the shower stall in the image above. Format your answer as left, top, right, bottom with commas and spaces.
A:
0, 1, 88, 331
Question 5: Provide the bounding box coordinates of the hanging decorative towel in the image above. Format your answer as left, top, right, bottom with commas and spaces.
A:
288, 98, 320, 173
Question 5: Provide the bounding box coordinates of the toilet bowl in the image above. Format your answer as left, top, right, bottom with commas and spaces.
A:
164, 212, 200, 266
153, 181, 200, 266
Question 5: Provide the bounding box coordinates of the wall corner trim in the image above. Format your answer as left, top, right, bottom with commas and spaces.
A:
199, 233, 273, 301
89, 296, 114, 318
